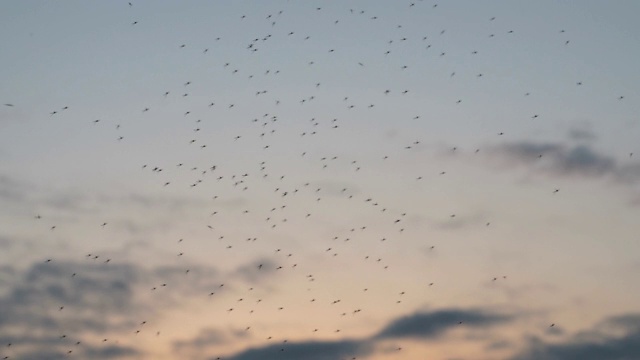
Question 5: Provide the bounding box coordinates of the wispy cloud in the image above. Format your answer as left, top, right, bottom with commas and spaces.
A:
0, 172, 210, 213
486, 141, 640, 183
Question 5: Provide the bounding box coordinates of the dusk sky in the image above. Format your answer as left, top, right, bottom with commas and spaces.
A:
1, 1, 640, 359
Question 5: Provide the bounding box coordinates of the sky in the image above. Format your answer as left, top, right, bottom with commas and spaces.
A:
1, 1, 640, 359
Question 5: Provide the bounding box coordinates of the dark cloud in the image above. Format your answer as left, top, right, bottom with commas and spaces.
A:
82, 344, 141, 358
0, 256, 288, 359
0, 259, 227, 359
604, 314, 640, 333
0, 261, 142, 333
0, 334, 63, 348
375, 309, 511, 340
498, 142, 564, 162
0, 260, 148, 359
13, 344, 140, 360
1, 257, 514, 360
553, 145, 616, 176
511, 314, 640, 360
13, 349, 69, 360
213, 308, 512, 360
488, 142, 640, 183
216, 339, 373, 360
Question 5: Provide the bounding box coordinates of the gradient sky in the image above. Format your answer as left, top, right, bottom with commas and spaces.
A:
2, 1, 640, 359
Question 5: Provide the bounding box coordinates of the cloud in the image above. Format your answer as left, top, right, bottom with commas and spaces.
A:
216, 339, 373, 360
82, 344, 141, 358
9, 349, 69, 360
12, 344, 140, 360
487, 141, 640, 183
0, 263, 16, 290
603, 314, 640, 333
0, 174, 212, 239
1, 257, 513, 360
0, 260, 148, 359
0, 256, 289, 359
375, 309, 511, 340
0, 259, 234, 359
213, 308, 512, 360
0, 261, 142, 333
511, 313, 640, 360
42, 191, 210, 216
0, 174, 92, 213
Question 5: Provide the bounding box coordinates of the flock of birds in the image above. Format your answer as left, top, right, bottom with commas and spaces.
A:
1, 1, 635, 359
